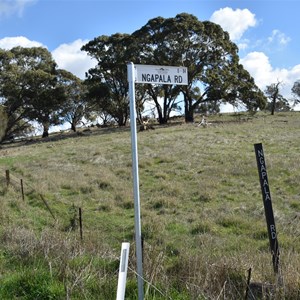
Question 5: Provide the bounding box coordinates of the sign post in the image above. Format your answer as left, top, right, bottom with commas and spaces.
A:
254, 143, 279, 273
127, 62, 188, 300
127, 62, 144, 300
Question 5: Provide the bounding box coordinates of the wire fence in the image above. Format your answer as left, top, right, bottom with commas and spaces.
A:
0, 166, 260, 299
0, 166, 175, 298
0, 167, 25, 199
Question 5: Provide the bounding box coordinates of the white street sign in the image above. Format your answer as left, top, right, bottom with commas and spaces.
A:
127, 62, 188, 300
134, 64, 188, 85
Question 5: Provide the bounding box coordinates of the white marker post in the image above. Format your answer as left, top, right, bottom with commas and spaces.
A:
127, 62, 188, 300
116, 242, 130, 300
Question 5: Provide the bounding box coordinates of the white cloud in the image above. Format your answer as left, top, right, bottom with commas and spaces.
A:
209, 8, 297, 107
237, 41, 249, 51
241, 51, 300, 101
0, 36, 96, 79
0, 0, 36, 18
0, 36, 44, 49
268, 29, 291, 46
210, 7, 257, 42
52, 39, 97, 79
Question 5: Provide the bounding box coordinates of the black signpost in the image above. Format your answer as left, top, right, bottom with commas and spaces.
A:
254, 143, 279, 274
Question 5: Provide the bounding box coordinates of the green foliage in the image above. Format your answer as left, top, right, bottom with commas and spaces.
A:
82, 13, 267, 125
0, 47, 90, 140
132, 13, 244, 123
291, 79, 300, 107
0, 47, 61, 140
264, 82, 290, 115
82, 33, 133, 126
0, 14, 270, 138
58, 69, 88, 132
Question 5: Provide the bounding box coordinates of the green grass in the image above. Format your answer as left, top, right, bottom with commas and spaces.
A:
0, 111, 300, 299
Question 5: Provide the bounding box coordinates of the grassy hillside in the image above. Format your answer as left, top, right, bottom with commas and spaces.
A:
0, 112, 299, 299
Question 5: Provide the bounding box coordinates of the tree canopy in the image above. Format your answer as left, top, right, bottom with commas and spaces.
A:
81, 34, 134, 126
291, 80, 300, 107
264, 82, 291, 114
0, 47, 68, 139
83, 13, 267, 123
0, 13, 271, 143
57, 69, 88, 132
0, 47, 90, 140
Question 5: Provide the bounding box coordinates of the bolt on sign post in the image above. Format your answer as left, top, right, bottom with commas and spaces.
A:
254, 143, 280, 274
127, 62, 188, 300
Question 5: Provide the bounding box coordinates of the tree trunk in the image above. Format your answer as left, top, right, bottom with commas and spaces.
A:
185, 107, 194, 123
71, 122, 76, 132
0, 108, 8, 143
42, 130, 49, 138
42, 122, 50, 138
270, 82, 280, 115
158, 117, 168, 125
184, 94, 194, 123
271, 97, 276, 115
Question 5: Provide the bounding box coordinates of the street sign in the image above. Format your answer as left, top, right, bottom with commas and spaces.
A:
134, 64, 188, 85
254, 143, 280, 274
127, 62, 188, 300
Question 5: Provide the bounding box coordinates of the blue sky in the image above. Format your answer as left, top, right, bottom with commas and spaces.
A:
1, 0, 300, 106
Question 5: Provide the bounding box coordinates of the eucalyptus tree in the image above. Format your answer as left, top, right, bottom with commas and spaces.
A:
23, 68, 67, 137
57, 70, 88, 132
0, 47, 88, 139
0, 47, 32, 141
291, 80, 300, 107
82, 33, 136, 126
224, 63, 266, 112
0, 47, 61, 141
132, 13, 266, 122
83, 76, 115, 124
264, 82, 290, 115
132, 15, 184, 123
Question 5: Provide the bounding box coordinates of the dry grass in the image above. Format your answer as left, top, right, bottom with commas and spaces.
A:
0, 111, 300, 299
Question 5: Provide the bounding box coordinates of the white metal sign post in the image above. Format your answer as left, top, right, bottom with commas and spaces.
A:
127, 62, 144, 300
127, 62, 188, 300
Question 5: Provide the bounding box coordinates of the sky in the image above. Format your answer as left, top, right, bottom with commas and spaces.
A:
0, 0, 300, 110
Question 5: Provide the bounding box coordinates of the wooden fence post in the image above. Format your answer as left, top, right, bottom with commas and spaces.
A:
245, 268, 252, 300
79, 207, 83, 241
20, 179, 25, 201
5, 170, 10, 187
